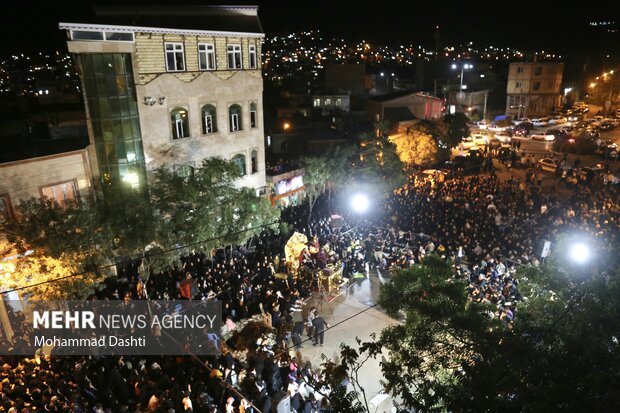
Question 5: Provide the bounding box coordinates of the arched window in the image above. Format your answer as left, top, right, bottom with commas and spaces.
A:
232, 154, 246, 176
250, 102, 258, 128
229, 104, 242, 132
250, 149, 258, 174
201, 104, 218, 134
171, 107, 189, 139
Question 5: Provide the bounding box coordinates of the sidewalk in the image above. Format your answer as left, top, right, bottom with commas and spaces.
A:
293, 269, 398, 412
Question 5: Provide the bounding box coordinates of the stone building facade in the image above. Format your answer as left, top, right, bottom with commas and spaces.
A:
59, 5, 267, 194
0, 149, 92, 223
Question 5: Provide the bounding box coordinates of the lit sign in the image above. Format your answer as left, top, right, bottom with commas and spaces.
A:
276, 175, 304, 195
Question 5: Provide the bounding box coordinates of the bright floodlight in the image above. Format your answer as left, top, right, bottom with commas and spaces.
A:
451, 63, 457, 69
570, 242, 591, 264
351, 194, 369, 213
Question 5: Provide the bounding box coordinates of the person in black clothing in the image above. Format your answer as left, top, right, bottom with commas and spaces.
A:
291, 321, 305, 349
312, 316, 329, 346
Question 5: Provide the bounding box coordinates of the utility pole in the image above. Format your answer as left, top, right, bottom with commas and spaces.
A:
483, 90, 489, 121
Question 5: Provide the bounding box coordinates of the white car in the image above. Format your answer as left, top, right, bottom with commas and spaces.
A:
459, 137, 479, 150
537, 158, 559, 172
530, 132, 555, 141
471, 120, 489, 130
531, 117, 549, 127
513, 118, 532, 126
471, 134, 490, 145
494, 133, 512, 143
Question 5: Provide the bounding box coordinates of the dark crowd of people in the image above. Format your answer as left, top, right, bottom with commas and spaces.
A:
0, 162, 618, 412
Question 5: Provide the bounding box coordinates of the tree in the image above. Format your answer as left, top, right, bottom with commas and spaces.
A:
300, 154, 331, 223
442, 113, 470, 149
2, 157, 280, 299
353, 255, 620, 412
1, 252, 102, 301
389, 123, 439, 169
353, 122, 406, 193
148, 157, 280, 270
324, 144, 357, 212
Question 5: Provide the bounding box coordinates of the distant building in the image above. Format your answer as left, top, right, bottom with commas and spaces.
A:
366, 91, 444, 123
0, 149, 93, 223
59, 5, 267, 194
276, 91, 351, 119
311, 92, 351, 115
505, 61, 564, 118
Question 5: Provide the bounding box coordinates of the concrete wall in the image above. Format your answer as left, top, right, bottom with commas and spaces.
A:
0, 149, 92, 211
507, 62, 564, 95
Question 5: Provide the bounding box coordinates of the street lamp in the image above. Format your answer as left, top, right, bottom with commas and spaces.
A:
452, 62, 473, 92
451, 62, 473, 112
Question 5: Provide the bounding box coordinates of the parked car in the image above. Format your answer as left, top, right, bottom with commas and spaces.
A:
531, 117, 550, 127
579, 165, 605, 182
512, 124, 531, 136
459, 136, 480, 150
530, 132, 555, 141
471, 134, 490, 145
537, 158, 559, 172
494, 132, 512, 143
599, 122, 616, 132
548, 116, 568, 125
512, 118, 532, 126
470, 120, 489, 130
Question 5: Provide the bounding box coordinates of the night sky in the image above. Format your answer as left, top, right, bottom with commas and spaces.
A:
0, 0, 618, 55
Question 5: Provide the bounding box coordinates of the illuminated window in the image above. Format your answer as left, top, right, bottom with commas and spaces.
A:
227, 44, 242, 69
313, 98, 321, 107
171, 107, 189, 139
198, 43, 216, 70
40, 181, 77, 208
201, 104, 218, 134
165, 43, 185, 72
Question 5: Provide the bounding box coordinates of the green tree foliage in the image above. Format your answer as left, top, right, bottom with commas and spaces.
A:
354, 122, 406, 192
2, 157, 280, 299
300, 153, 332, 222
442, 113, 471, 149
354, 255, 620, 412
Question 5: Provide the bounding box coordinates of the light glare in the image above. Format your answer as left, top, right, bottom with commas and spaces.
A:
351, 194, 369, 213
570, 243, 590, 264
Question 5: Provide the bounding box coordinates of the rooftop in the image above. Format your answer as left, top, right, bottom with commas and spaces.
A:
60, 5, 263, 36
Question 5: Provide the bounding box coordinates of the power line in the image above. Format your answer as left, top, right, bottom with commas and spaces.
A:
0, 219, 282, 295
